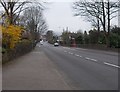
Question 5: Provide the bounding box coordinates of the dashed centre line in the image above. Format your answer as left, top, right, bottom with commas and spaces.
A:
68, 52, 71, 54
79, 55, 82, 58
85, 57, 98, 62
85, 57, 91, 60
104, 62, 120, 69
90, 59, 98, 62
69, 52, 73, 55
63, 49, 119, 69
75, 54, 80, 57
64, 51, 97, 62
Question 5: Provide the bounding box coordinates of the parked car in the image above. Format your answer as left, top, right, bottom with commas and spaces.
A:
54, 42, 59, 46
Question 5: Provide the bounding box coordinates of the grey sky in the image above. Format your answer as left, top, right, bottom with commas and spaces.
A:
43, 1, 118, 35
43, 2, 92, 35
0, 0, 118, 35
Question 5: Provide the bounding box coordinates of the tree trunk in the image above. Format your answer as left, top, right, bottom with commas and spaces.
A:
97, 18, 100, 44
102, 1, 109, 47
107, 0, 110, 47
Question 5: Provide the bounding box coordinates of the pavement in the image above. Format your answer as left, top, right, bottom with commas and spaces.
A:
2, 45, 71, 90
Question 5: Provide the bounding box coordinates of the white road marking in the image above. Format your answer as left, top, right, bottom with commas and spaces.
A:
85, 57, 91, 60
85, 57, 98, 62
68, 52, 72, 54
63, 47, 71, 49
75, 54, 80, 57
68, 52, 73, 55
70, 52, 73, 55
63, 47, 98, 62
79, 55, 82, 58
104, 62, 120, 69
63, 47, 74, 50
90, 59, 98, 62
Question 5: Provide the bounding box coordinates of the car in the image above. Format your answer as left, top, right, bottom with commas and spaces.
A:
54, 42, 59, 46
40, 40, 43, 45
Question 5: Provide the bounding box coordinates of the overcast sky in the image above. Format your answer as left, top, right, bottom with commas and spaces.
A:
0, 0, 118, 35
43, 1, 118, 35
43, 2, 92, 35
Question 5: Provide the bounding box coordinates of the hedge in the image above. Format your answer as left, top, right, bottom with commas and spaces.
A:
2, 39, 36, 64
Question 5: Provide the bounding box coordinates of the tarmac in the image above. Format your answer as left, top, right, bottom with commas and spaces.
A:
2, 45, 71, 90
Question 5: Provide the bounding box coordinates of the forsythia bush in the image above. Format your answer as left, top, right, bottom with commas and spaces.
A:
1, 25, 23, 49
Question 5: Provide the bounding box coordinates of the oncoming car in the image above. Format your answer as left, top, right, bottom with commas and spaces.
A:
40, 40, 43, 45
54, 42, 59, 46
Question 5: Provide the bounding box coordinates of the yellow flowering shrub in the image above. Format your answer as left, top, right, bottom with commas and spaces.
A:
1, 25, 23, 49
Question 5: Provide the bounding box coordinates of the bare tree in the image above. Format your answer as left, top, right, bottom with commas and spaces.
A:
23, 6, 48, 41
37, 19, 48, 35
0, 0, 29, 25
0, 0, 45, 25
73, 0, 120, 47
119, 1, 120, 27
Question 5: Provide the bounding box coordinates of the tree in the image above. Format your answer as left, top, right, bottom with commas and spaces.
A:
0, 0, 44, 25
0, 0, 29, 25
109, 26, 120, 48
84, 31, 89, 44
23, 6, 48, 42
73, 0, 120, 47
73, 1, 102, 37
75, 30, 83, 44
89, 29, 99, 44
46, 30, 54, 44
2, 25, 23, 49
61, 30, 70, 45
111, 26, 120, 35
37, 19, 48, 35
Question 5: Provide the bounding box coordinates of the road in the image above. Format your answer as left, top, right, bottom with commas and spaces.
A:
3, 42, 119, 90
41, 42, 119, 90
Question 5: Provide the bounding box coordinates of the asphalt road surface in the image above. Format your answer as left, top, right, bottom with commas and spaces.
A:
3, 42, 119, 90
41, 42, 119, 90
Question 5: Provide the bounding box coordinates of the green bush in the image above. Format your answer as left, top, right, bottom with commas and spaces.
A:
109, 33, 120, 48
